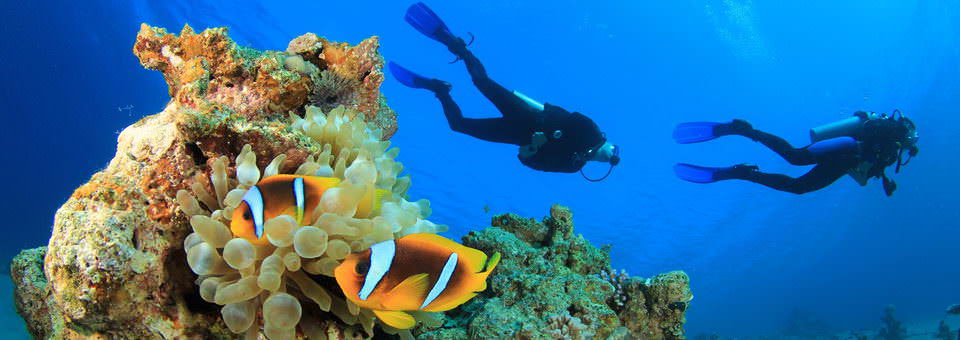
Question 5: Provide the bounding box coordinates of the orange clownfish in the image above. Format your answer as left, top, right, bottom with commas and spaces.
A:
334, 233, 500, 329
230, 175, 387, 245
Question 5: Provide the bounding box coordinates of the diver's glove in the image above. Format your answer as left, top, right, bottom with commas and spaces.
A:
882, 175, 897, 196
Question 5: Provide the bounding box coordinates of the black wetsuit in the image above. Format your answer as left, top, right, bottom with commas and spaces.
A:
433, 47, 605, 173
735, 116, 902, 194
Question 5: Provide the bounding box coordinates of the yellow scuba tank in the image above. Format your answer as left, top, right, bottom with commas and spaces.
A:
809, 111, 880, 143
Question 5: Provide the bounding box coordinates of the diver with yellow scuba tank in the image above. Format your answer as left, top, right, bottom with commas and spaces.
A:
672, 110, 919, 196
387, 3, 620, 181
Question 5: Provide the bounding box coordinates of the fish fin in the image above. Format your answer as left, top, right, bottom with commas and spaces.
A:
303, 176, 342, 189
401, 233, 492, 273
480, 252, 501, 274
422, 292, 478, 312
401, 233, 462, 248
474, 252, 501, 291
381, 273, 431, 310
372, 310, 416, 330
373, 189, 391, 213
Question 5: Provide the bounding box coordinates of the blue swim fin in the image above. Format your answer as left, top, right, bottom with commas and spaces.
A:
404, 2, 457, 45
388, 62, 434, 89
672, 122, 722, 144
674, 163, 725, 183
674, 163, 757, 183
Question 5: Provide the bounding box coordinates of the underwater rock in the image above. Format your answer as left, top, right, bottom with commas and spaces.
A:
415, 205, 693, 340
10, 247, 68, 339
134, 24, 397, 139
10, 24, 408, 339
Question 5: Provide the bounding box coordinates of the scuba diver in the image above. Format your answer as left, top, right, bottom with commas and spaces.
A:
388, 3, 620, 181
672, 110, 919, 196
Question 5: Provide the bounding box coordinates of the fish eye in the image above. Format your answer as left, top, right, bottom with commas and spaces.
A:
355, 261, 370, 274
243, 208, 252, 221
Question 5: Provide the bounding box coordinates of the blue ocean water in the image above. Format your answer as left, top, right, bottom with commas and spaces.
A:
1, 0, 958, 338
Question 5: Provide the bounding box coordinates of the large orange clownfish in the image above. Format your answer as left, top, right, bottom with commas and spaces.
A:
334, 233, 501, 329
230, 174, 387, 245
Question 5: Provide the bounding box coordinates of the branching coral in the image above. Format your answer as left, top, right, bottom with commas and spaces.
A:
598, 268, 630, 313
180, 105, 445, 339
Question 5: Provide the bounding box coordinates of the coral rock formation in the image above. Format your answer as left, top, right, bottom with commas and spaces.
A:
134, 24, 396, 138
11, 24, 406, 339
415, 205, 693, 340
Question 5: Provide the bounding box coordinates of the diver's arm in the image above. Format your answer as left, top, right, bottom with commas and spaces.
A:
881, 171, 897, 196
519, 132, 547, 159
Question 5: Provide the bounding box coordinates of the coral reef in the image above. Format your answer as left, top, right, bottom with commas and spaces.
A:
10, 24, 411, 339
415, 205, 693, 340
878, 305, 907, 340
134, 24, 396, 138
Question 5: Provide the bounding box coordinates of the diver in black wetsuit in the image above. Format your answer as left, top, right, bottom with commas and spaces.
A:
672, 110, 919, 196
389, 3, 620, 179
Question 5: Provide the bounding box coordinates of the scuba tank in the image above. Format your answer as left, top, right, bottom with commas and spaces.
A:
809, 111, 880, 142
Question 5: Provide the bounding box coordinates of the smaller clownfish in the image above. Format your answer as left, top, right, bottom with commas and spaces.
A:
334, 233, 500, 329
230, 175, 388, 245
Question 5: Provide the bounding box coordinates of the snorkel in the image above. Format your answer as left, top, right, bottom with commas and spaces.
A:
580, 142, 620, 182
892, 110, 919, 173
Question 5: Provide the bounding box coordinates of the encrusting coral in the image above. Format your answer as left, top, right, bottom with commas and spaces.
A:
415, 205, 693, 340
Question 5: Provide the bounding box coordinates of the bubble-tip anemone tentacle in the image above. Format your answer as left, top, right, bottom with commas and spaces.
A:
178, 105, 445, 337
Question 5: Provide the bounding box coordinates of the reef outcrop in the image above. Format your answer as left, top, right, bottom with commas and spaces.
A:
10, 24, 407, 339
415, 205, 693, 340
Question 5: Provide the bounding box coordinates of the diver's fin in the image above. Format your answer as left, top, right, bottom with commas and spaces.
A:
388, 62, 431, 89
404, 2, 457, 45
387, 62, 450, 93
673, 163, 729, 183
674, 163, 758, 184
372, 309, 416, 330
672, 122, 722, 144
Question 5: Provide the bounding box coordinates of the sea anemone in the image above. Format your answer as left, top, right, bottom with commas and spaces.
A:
546, 310, 594, 340
178, 105, 446, 339
309, 70, 361, 113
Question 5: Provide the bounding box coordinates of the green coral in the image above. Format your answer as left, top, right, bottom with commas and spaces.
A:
415, 205, 692, 340
232, 44, 264, 72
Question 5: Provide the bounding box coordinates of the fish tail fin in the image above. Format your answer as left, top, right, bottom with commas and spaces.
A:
474, 252, 501, 292
479, 252, 501, 276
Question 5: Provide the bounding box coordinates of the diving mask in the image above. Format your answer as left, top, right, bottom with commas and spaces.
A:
592, 142, 619, 164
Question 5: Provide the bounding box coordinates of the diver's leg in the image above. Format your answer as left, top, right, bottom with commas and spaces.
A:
436, 91, 527, 145
737, 125, 816, 165
741, 162, 849, 194
447, 41, 536, 120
